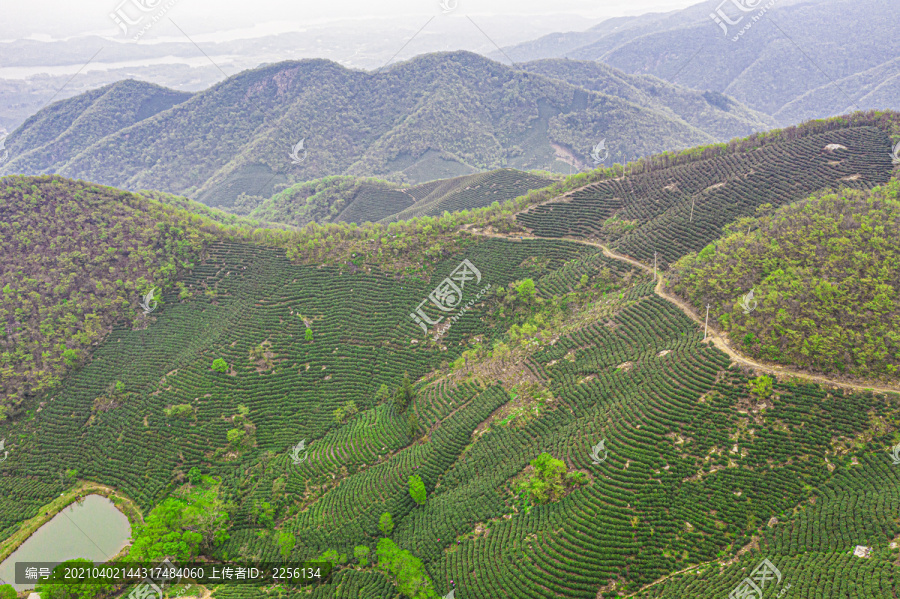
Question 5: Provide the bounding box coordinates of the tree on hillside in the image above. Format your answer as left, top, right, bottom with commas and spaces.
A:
188, 467, 202, 485
516, 278, 536, 302
211, 358, 228, 373
376, 383, 392, 403
521, 452, 568, 505
379, 512, 394, 536
278, 531, 296, 559
409, 475, 427, 505
376, 538, 439, 599
354, 545, 371, 566
748, 374, 774, 399
129, 477, 230, 560
393, 372, 415, 412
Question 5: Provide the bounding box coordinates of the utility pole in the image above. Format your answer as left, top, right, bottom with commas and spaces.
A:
654, 251, 657, 281
704, 304, 710, 341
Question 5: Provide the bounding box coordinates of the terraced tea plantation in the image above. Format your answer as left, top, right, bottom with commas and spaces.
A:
517, 125, 895, 267
3, 116, 900, 599
384, 169, 555, 223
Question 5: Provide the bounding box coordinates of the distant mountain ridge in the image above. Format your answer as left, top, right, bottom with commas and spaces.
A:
0, 51, 773, 208
499, 0, 899, 125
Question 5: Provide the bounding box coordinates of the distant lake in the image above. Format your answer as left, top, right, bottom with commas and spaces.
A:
0, 494, 132, 591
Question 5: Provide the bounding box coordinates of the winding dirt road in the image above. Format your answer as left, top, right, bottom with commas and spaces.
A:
465, 226, 900, 396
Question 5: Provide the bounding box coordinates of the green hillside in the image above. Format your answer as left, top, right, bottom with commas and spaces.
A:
248, 169, 555, 227
249, 176, 413, 227
384, 169, 555, 223
0, 52, 772, 208
0, 175, 228, 407
1, 113, 900, 599
137, 188, 291, 230
668, 180, 900, 381
2, 80, 190, 175
516, 113, 898, 267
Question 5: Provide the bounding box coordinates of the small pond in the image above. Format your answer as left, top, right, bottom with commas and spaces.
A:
0, 494, 131, 591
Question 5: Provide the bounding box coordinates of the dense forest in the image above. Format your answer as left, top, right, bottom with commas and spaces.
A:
669, 180, 900, 380
0, 177, 230, 408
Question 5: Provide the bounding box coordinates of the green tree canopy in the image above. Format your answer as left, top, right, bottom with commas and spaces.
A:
522, 452, 568, 504
516, 278, 536, 302
376, 538, 438, 599
129, 476, 230, 561
409, 474, 427, 505
278, 531, 296, 559
36, 559, 114, 599
379, 512, 394, 536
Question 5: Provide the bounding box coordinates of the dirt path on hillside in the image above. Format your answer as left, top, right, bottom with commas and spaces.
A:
464, 227, 900, 396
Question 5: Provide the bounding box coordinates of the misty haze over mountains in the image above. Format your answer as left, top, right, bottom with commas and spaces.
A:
5, 0, 897, 137
497, 0, 900, 125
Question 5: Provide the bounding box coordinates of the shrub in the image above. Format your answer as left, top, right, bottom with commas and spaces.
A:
354, 545, 371, 567
211, 358, 228, 373
334, 401, 359, 423
520, 452, 567, 505
62, 348, 80, 367
165, 404, 194, 419
188, 467, 202, 485
748, 374, 774, 398
227, 428, 247, 450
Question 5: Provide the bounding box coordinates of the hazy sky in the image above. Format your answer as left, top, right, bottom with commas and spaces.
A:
2, 0, 703, 41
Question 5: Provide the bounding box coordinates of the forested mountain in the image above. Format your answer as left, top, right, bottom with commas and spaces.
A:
0, 51, 772, 208
1, 80, 191, 175
669, 180, 900, 381
0, 176, 224, 407
499, 0, 900, 125
1, 112, 899, 599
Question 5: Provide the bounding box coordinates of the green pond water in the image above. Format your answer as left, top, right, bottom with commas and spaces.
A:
0, 494, 132, 591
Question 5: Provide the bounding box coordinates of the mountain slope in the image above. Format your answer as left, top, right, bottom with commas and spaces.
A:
519, 59, 771, 145
1, 80, 191, 175
382, 169, 555, 223
0, 175, 223, 406
515, 114, 897, 267
668, 180, 900, 381
2, 181, 898, 598
1, 115, 899, 599
0, 52, 772, 208
247, 176, 409, 227
500, 0, 899, 124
